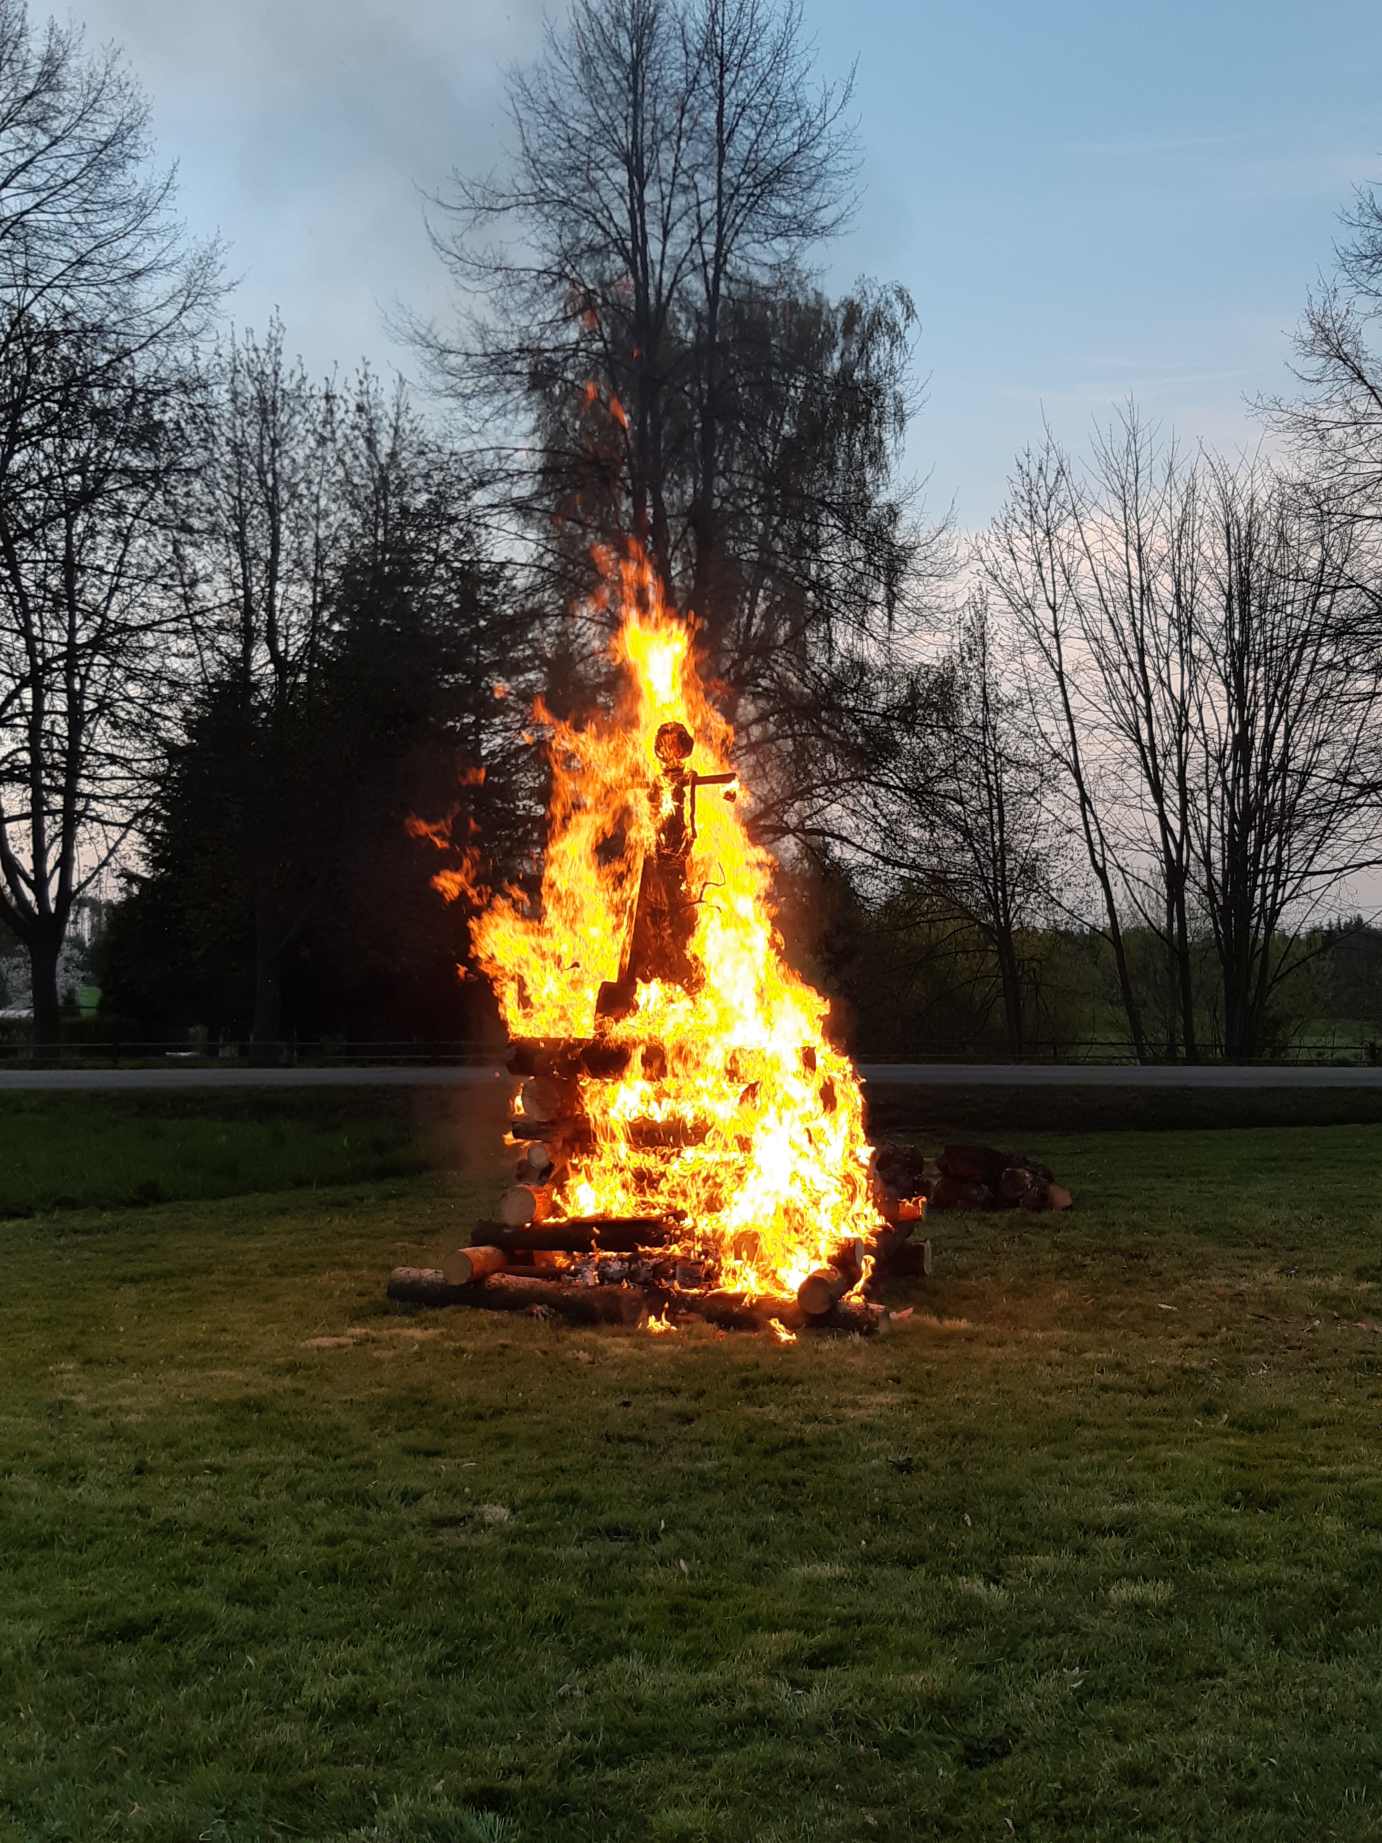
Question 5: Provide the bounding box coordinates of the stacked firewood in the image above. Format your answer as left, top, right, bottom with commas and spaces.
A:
873, 1141, 1073, 1214
386, 1038, 931, 1336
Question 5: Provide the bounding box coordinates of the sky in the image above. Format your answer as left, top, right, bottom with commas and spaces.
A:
68, 0, 1382, 530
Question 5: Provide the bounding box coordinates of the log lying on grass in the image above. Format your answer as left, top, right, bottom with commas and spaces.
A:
441, 1244, 509, 1286
388, 1266, 650, 1324
388, 1266, 476, 1307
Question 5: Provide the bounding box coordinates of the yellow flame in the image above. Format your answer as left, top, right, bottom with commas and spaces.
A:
768, 1318, 798, 1344
468, 542, 880, 1300
645, 1309, 676, 1335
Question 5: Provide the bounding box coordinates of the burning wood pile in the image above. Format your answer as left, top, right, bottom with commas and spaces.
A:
390, 546, 928, 1337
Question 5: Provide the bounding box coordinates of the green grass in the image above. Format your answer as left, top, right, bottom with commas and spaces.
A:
4, 1114, 1382, 1839
0, 1088, 508, 1217
4, 1076, 1382, 1224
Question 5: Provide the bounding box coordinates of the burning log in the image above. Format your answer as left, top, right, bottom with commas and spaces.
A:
508, 1038, 635, 1082
498, 1184, 551, 1228
796, 1239, 866, 1319
503, 1116, 707, 1152
514, 1142, 558, 1186
503, 1115, 585, 1145
516, 1074, 579, 1123
472, 1215, 672, 1253
441, 1244, 510, 1285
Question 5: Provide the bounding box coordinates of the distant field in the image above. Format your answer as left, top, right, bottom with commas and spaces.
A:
4, 1116, 1382, 1839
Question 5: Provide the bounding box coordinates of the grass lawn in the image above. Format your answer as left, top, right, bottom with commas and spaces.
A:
4, 1106, 1382, 1840
0, 1087, 509, 1217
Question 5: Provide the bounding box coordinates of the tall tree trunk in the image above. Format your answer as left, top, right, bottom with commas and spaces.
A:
1093, 869, 1149, 1063
1222, 943, 1251, 1060
996, 932, 1024, 1058
1174, 890, 1199, 1062
1162, 894, 1179, 1060
29, 933, 62, 1060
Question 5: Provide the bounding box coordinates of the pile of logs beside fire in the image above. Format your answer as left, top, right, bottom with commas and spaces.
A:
873, 1141, 1074, 1215
385, 1037, 933, 1337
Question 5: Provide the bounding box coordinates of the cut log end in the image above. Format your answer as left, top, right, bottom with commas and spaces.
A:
498, 1184, 550, 1228
441, 1244, 509, 1287
797, 1265, 854, 1318
796, 1239, 865, 1319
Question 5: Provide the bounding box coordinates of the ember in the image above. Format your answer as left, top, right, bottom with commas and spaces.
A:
391, 543, 928, 1334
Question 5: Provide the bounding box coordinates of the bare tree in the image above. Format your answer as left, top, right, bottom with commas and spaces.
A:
0, 4, 219, 1051
1265, 184, 1382, 570
0, 318, 193, 1047
408, 0, 935, 741
175, 320, 342, 1046
679, 0, 861, 659
979, 430, 1152, 1060
982, 415, 1382, 1062
1190, 457, 1379, 1057
1263, 181, 1382, 803
927, 595, 1064, 1056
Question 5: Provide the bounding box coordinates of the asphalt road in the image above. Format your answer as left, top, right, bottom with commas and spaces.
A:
0, 1061, 1379, 1091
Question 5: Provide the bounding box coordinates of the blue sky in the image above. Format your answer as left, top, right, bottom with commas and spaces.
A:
73, 0, 1382, 527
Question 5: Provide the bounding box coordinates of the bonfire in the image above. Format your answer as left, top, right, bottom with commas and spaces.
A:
389, 545, 928, 1334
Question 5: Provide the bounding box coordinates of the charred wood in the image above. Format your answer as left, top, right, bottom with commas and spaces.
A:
668, 1289, 888, 1337
806, 1297, 890, 1337
517, 1074, 579, 1122
471, 1274, 651, 1323
867, 1235, 932, 1285
796, 1239, 866, 1319
471, 1215, 673, 1253
507, 1038, 636, 1081
387, 1266, 650, 1324
504, 1117, 706, 1151
515, 1142, 558, 1186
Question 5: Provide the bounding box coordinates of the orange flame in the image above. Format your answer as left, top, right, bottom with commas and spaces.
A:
467, 543, 880, 1301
